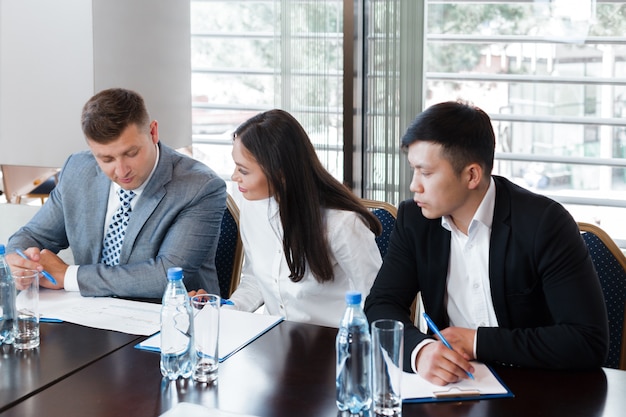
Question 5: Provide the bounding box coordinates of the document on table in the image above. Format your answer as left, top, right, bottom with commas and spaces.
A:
38, 289, 161, 335
402, 361, 513, 403
136, 309, 284, 362
160, 403, 260, 417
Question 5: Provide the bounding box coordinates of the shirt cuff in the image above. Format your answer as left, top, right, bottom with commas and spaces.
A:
410, 338, 437, 373
64, 265, 80, 292
473, 329, 478, 358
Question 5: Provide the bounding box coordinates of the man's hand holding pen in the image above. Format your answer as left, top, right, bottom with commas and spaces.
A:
10, 248, 64, 289
418, 313, 476, 386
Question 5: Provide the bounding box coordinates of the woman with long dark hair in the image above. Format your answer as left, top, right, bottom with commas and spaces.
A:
228, 109, 382, 327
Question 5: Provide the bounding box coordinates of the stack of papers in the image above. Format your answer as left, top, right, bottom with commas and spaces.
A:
38, 289, 285, 362
38, 289, 161, 335
136, 309, 283, 362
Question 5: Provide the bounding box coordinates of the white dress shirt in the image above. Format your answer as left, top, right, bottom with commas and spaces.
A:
411, 177, 499, 371
444, 177, 499, 330
228, 196, 382, 328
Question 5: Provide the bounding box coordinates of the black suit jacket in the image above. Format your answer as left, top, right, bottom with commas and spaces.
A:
365, 176, 608, 371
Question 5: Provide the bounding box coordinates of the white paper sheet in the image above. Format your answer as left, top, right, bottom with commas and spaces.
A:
401, 361, 510, 402
38, 289, 161, 335
136, 309, 284, 361
160, 403, 260, 417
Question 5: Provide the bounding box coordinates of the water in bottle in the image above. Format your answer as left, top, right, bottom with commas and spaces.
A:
160, 267, 195, 380
0, 244, 16, 346
336, 291, 372, 414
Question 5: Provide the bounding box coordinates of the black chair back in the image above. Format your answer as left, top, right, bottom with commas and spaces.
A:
215, 195, 243, 298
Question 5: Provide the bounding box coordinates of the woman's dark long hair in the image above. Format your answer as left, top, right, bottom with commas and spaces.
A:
234, 109, 382, 283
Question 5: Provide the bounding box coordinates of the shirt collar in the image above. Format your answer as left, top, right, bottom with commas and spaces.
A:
441, 177, 496, 234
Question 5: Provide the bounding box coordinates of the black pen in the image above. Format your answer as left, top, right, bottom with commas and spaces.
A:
15, 249, 58, 285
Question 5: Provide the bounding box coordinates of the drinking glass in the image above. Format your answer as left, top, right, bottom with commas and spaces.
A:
371, 319, 404, 416
13, 269, 40, 350
191, 294, 220, 383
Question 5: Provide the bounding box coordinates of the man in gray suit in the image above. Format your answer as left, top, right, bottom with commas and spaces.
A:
6, 88, 226, 298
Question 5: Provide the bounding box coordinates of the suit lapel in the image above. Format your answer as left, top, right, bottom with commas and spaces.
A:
119, 144, 173, 263
433, 228, 452, 326
422, 223, 451, 327
489, 176, 512, 326
90, 167, 114, 263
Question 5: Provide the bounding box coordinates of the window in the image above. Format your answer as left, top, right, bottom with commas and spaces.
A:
190, 0, 345, 195
361, 0, 626, 245
191, 0, 626, 245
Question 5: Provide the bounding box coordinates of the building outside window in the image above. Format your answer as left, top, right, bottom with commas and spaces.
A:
421, 0, 626, 245
190, 0, 344, 198
191, 0, 626, 245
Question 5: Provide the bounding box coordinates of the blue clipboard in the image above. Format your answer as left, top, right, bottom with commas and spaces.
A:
402, 364, 514, 403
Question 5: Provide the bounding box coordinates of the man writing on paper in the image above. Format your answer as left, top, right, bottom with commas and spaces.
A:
364, 101, 609, 386
6, 88, 226, 298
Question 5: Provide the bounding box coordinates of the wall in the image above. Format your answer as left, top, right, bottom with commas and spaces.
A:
0, 0, 191, 168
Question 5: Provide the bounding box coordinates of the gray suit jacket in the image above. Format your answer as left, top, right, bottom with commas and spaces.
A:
8, 143, 226, 298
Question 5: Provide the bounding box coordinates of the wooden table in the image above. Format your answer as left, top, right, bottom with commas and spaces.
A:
1, 320, 625, 417
0, 322, 140, 413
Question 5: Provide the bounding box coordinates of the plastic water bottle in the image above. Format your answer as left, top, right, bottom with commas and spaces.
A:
160, 267, 195, 380
336, 291, 372, 414
0, 244, 16, 346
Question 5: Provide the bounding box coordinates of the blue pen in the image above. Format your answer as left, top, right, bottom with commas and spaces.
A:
15, 249, 58, 285
40, 317, 64, 323
423, 312, 475, 380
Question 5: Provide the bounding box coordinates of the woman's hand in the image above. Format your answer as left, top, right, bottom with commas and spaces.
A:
188, 288, 208, 297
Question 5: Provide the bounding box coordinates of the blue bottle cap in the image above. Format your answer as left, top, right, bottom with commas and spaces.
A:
345, 290, 362, 305
167, 267, 183, 281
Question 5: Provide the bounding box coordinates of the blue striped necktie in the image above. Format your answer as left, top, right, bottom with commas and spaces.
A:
101, 189, 136, 266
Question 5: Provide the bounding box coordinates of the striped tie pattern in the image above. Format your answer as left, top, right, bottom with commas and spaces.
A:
101, 189, 136, 266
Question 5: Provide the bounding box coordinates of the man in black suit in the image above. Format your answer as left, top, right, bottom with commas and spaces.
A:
364, 101, 608, 386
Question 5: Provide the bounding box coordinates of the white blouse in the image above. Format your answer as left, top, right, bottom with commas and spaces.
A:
228, 197, 382, 328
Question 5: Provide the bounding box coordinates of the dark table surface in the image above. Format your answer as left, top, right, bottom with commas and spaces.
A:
1, 319, 625, 417
0, 322, 140, 413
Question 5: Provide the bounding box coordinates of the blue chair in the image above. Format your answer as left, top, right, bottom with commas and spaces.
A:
215, 194, 244, 299
361, 198, 397, 259
361, 198, 427, 328
579, 222, 626, 370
